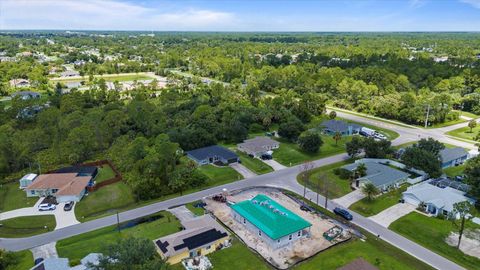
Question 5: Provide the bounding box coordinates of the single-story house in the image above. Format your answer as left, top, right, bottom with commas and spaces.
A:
11, 91, 40, 100
25, 173, 93, 203
154, 215, 230, 264
320, 120, 361, 136
30, 258, 70, 270
64, 81, 83, 89
19, 173, 38, 188
186, 145, 239, 165
9, 78, 30, 88
440, 147, 469, 169
53, 166, 98, 179
237, 136, 279, 157
402, 181, 475, 218
231, 194, 312, 250
342, 161, 410, 190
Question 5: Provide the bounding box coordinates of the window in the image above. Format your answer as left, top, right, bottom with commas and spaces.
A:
243, 218, 246, 224
258, 230, 262, 236
277, 240, 280, 243
30, 190, 35, 195
298, 231, 301, 237
206, 245, 211, 250
289, 235, 292, 240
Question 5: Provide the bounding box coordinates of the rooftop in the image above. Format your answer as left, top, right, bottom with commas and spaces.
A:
230, 194, 312, 240
440, 147, 468, 163
343, 162, 410, 187
320, 119, 361, 133
25, 173, 91, 196
186, 145, 238, 161
237, 136, 279, 153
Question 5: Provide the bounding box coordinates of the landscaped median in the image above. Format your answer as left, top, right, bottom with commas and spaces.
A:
349, 185, 408, 217
0, 215, 56, 238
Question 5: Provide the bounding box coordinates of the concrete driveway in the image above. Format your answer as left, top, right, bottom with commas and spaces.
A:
31, 242, 58, 259
262, 159, 286, 171
332, 189, 365, 208
230, 163, 256, 178
369, 203, 416, 228
168, 206, 195, 224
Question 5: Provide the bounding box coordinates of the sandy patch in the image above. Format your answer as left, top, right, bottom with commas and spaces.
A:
445, 229, 480, 258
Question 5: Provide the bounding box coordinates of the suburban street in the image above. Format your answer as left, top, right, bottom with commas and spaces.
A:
1, 111, 475, 270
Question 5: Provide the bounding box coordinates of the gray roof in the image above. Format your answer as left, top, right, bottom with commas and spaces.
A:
321, 120, 361, 133
30, 258, 69, 270
440, 147, 468, 163
343, 162, 410, 187
237, 136, 279, 153
186, 145, 238, 161
11, 91, 40, 98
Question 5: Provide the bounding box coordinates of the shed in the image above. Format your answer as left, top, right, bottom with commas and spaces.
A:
19, 173, 38, 188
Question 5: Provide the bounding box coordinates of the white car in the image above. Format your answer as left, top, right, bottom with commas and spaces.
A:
38, 203, 56, 211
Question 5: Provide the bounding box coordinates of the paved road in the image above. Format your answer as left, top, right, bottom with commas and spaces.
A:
2, 111, 474, 270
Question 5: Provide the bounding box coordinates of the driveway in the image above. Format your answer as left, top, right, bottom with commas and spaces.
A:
31, 242, 58, 259
229, 163, 256, 178
262, 159, 286, 171
369, 203, 416, 228
168, 206, 195, 225
332, 189, 365, 208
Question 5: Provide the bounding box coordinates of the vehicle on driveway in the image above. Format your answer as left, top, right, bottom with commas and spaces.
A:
38, 203, 56, 211
260, 154, 273, 160
63, 201, 74, 211
34, 258, 44, 265
333, 207, 353, 220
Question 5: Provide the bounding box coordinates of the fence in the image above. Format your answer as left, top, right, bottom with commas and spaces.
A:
80, 160, 123, 192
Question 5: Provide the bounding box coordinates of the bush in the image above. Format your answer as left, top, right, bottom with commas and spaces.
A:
298, 131, 323, 153
334, 168, 352, 179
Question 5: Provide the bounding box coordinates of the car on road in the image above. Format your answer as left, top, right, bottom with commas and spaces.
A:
63, 201, 74, 211
38, 203, 56, 211
333, 207, 353, 220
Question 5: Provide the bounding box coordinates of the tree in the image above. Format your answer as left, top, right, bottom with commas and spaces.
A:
401, 147, 442, 178
355, 163, 367, 178
333, 132, 342, 146
362, 182, 380, 201
0, 249, 19, 269
346, 136, 363, 157
451, 201, 474, 249
468, 119, 477, 133
329, 110, 337, 119
298, 131, 323, 153
416, 137, 445, 156
278, 117, 305, 142
464, 156, 480, 201
300, 161, 314, 198
362, 137, 393, 158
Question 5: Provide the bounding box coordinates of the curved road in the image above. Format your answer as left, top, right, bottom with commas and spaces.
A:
2, 111, 476, 270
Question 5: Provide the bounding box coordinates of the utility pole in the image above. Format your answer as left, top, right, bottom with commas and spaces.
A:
116, 211, 120, 233
424, 104, 430, 128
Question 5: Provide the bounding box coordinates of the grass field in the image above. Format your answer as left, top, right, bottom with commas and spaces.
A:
236, 151, 273, 174
446, 125, 480, 141
51, 73, 153, 83
273, 136, 351, 166
429, 118, 467, 128
349, 185, 408, 217
0, 182, 38, 212
390, 212, 480, 270
197, 164, 243, 183
444, 165, 466, 177
95, 165, 116, 183
8, 250, 34, 270
296, 160, 354, 199
185, 201, 205, 216
57, 211, 181, 263
0, 215, 56, 238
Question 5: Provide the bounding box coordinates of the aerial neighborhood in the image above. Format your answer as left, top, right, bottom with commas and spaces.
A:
2, 6, 480, 270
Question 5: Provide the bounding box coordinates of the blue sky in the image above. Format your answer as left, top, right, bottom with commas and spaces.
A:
1, 0, 480, 31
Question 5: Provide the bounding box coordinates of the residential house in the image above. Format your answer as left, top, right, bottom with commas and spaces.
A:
30, 258, 70, 270
60, 70, 80, 77
231, 194, 312, 250
186, 145, 239, 165
11, 91, 40, 100
320, 120, 361, 136
237, 136, 279, 157
402, 181, 475, 218
25, 173, 93, 203
342, 160, 410, 190
53, 166, 98, 178
9, 79, 31, 88
439, 147, 469, 168
19, 173, 38, 188
154, 215, 230, 264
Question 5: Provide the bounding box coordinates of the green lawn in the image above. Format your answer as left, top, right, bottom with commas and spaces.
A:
185, 201, 205, 216
444, 164, 466, 177
297, 160, 354, 199
0, 215, 56, 238
390, 212, 480, 270
457, 111, 479, 119
51, 73, 153, 83
447, 125, 480, 142
94, 165, 116, 183
236, 151, 273, 174
349, 185, 408, 217
429, 118, 467, 128
75, 181, 136, 221
273, 136, 351, 167
197, 164, 243, 183
0, 182, 38, 212
8, 250, 34, 270
57, 211, 181, 263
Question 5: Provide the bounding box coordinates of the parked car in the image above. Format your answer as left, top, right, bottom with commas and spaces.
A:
38, 203, 56, 211
300, 205, 312, 212
63, 201, 74, 211
260, 154, 273, 160
34, 258, 44, 265
333, 207, 353, 220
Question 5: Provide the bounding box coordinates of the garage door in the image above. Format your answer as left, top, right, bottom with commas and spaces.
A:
403, 195, 420, 207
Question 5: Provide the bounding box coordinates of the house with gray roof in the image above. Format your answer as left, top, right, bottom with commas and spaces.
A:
186, 145, 239, 166
11, 91, 40, 100
237, 136, 279, 157
342, 160, 410, 190
402, 181, 475, 218
439, 147, 468, 169
320, 120, 361, 136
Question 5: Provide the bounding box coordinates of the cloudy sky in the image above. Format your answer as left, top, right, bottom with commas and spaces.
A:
1, 0, 480, 31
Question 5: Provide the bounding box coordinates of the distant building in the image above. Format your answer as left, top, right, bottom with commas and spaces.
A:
186, 145, 239, 165
231, 194, 312, 250
342, 160, 410, 190
320, 119, 361, 136
433, 56, 449, 63
60, 70, 80, 77
237, 136, 279, 157
11, 91, 40, 100
439, 147, 469, 169
9, 79, 30, 88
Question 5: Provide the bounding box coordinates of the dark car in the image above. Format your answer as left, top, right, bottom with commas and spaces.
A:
300, 205, 312, 212
333, 207, 353, 220
63, 201, 74, 211
260, 154, 273, 160
34, 258, 44, 265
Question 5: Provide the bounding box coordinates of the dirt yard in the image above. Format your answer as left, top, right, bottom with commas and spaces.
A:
205, 187, 351, 269
445, 229, 480, 258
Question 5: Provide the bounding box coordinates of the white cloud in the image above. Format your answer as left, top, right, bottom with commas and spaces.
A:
0, 0, 235, 30
460, 0, 480, 8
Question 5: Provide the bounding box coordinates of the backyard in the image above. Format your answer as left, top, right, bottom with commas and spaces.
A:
444, 164, 466, 177
94, 164, 116, 183
235, 151, 274, 174
349, 185, 408, 217
0, 182, 38, 212
0, 215, 56, 238
57, 211, 181, 263
389, 212, 480, 270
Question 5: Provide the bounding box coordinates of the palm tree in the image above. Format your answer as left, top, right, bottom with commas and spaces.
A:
362, 182, 380, 201
333, 132, 342, 146
355, 163, 367, 178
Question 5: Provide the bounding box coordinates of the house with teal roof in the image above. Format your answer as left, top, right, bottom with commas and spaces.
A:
230, 194, 312, 249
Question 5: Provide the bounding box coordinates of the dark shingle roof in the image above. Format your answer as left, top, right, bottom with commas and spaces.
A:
53, 166, 97, 175
186, 145, 238, 161
440, 147, 468, 163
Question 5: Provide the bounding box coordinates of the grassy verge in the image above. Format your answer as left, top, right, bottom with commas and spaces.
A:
94, 165, 116, 183
8, 250, 34, 270
0, 215, 56, 238
429, 118, 467, 128
197, 164, 243, 182
185, 201, 205, 216
273, 136, 351, 167
296, 160, 354, 199
446, 126, 480, 142
235, 151, 273, 174
0, 182, 38, 212
327, 106, 416, 129
57, 211, 181, 263
389, 212, 480, 270
349, 185, 408, 217
456, 110, 479, 119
